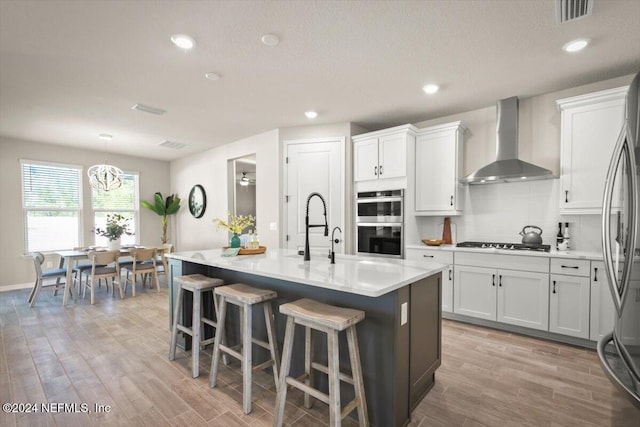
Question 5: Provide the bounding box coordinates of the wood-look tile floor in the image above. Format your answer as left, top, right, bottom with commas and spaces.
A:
0, 283, 638, 426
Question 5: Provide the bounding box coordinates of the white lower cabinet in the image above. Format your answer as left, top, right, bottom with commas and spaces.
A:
497, 270, 549, 331
549, 274, 590, 339
405, 248, 453, 312
590, 261, 615, 341
454, 265, 496, 320
454, 265, 548, 330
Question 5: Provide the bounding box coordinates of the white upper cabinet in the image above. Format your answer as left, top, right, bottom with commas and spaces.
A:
556, 87, 627, 214
353, 124, 417, 182
414, 121, 465, 215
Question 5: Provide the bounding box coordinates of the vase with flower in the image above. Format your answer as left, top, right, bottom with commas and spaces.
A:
93, 213, 134, 250
213, 212, 255, 248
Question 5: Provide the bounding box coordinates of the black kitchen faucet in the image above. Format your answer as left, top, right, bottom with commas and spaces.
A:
304, 192, 328, 261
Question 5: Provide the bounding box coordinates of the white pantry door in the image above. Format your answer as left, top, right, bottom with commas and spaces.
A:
284, 138, 344, 255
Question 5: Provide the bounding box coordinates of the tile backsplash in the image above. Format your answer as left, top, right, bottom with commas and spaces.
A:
415, 179, 603, 253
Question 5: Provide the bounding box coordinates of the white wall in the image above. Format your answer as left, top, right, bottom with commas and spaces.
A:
170, 129, 280, 251
406, 73, 636, 253
0, 136, 170, 287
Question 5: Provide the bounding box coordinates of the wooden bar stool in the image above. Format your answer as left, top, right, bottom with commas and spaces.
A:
169, 274, 224, 378
273, 298, 368, 427
209, 283, 280, 414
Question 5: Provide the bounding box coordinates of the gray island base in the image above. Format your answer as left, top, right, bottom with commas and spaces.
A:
166, 249, 444, 426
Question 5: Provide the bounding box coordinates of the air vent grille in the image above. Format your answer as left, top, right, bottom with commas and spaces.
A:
131, 103, 166, 115
158, 140, 186, 150
557, 0, 593, 23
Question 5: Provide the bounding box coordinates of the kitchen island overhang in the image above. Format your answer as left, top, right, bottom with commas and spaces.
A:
165, 248, 446, 426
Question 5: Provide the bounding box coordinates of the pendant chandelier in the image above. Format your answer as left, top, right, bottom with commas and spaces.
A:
88, 134, 124, 191
87, 163, 123, 191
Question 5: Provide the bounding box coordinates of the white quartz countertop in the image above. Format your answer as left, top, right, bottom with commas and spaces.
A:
405, 244, 603, 261
166, 248, 446, 297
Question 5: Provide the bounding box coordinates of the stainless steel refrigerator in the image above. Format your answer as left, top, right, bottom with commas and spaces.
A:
598, 69, 640, 408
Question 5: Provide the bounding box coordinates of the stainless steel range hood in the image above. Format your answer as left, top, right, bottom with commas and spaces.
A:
461, 97, 555, 184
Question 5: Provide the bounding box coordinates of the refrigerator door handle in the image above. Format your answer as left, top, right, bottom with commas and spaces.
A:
602, 125, 638, 316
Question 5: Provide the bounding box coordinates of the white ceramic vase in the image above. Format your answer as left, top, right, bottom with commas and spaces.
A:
108, 238, 121, 251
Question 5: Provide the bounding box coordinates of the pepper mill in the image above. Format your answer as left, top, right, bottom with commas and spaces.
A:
442, 217, 452, 244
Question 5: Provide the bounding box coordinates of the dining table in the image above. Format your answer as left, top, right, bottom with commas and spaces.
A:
56, 246, 155, 306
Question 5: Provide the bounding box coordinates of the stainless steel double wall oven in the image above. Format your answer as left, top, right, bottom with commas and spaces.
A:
356, 189, 404, 258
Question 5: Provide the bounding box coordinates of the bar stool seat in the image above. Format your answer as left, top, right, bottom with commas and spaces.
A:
273, 298, 369, 427
210, 283, 280, 415
169, 274, 224, 378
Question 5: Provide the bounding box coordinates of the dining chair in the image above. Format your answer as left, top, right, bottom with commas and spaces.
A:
144, 243, 172, 282
122, 248, 160, 296
82, 251, 122, 305
72, 247, 106, 295
29, 252, 67, 307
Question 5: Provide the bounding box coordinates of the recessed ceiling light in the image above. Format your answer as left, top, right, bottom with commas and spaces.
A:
563, 38, 590, 53
422, 84, 439, 95
204, 72, 221, 81
305, 111, 318, 119
98, 133, 113, 140
170, 34, 196, 50
261, 34, 280, 46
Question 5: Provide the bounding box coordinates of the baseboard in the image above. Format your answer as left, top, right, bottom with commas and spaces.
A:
0, 282, 33, 292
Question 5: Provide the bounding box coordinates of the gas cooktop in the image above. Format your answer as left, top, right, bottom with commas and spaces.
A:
456, 241, 551, 252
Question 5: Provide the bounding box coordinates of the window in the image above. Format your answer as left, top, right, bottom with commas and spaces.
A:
92, 173, 139, 247
21, 160, 82, 252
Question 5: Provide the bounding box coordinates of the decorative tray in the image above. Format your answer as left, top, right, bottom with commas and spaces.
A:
222, 246, 267, 255
422, 239, 445, 246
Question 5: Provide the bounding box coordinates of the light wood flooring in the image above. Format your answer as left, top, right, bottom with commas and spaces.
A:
0, 282, 638, 427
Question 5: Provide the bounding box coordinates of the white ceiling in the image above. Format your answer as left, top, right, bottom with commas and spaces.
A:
1, 0, 639, 161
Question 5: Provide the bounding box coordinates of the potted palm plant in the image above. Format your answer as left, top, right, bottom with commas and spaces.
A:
94, 214, 134, 250
141, 192, 181, 244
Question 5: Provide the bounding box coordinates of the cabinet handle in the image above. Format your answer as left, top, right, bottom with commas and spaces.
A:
450, 195, 454, 206
374, 166, 378, 176
422, 254, 434, 258
594, 267, 598, 281
553, 280, 557, 294
492, 274, 496, 287
565, 190, 569, 203
449, 268, 452, 281
379, 165, 383, 175
499, 275, 502, 287
561, 265, 579, 269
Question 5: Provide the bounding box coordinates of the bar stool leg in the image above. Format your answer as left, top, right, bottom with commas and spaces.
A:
192, 288, 201, 378
273, 316, 295, 427
304, 326, 313, 409
327, 329, 341, 427
169, 287, 184, 360
242, 302, 253, 414
263, 302, 280, 389
347, 326, 369, 426
210, 295, 228, 388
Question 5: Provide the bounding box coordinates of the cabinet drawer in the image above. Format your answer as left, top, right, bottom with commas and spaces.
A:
550, 258, 590, 277
405, 248, 453, 265
455, 251, 549, 273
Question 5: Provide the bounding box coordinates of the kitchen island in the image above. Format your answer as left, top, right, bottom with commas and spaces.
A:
165, 248, 446, 426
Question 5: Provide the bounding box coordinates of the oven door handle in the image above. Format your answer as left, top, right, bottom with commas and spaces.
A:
356, 222, 403, 227
356, 197, 403, 204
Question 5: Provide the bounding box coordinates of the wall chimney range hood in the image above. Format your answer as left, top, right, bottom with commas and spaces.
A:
461, 97, 555, 184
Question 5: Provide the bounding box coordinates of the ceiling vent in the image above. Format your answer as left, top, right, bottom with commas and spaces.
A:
557, 0, 593, 24
158, 140, 186, 149
131, 103, 166, 115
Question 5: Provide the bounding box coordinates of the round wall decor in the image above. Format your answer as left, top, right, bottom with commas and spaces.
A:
188, 184, 207, 218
